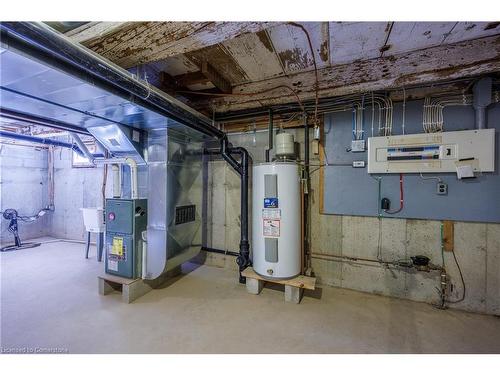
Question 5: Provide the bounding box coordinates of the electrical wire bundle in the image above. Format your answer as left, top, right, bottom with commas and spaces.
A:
352, 101, 364, 141
383, 173, 404, 214
422, 94, 471, 133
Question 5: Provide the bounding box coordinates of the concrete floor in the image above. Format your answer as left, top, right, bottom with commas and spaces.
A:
1, 238, 500, 354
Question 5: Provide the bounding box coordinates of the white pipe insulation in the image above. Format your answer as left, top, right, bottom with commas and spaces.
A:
125, 157, 138, 199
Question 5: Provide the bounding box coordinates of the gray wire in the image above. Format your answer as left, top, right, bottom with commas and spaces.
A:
419, 172, 442, 183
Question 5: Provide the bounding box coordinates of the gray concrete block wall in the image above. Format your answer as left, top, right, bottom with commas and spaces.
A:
0, 144, 49, 243
486, 225, 500, 315
1, 144, 114, 243
201, 130, 500, 316
49, 147, 113, 241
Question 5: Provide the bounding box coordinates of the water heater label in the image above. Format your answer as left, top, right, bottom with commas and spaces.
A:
262, 208, 281, 220
263, 219, 280, 237
264, 198, 279, 208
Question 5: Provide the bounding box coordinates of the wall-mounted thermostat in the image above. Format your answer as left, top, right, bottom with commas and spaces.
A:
367, 129, 495, 174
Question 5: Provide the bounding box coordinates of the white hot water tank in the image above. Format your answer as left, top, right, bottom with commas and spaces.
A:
252, 161, 301, 279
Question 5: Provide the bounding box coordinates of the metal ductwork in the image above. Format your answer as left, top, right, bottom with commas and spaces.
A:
0, 22, 222, 139
0, 107, 89, 135
0, 130, 85, 156
144, 127, 205, 278
0, 21, 251, 282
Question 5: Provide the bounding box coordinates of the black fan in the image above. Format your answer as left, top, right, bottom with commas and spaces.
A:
1, 208, 43, 252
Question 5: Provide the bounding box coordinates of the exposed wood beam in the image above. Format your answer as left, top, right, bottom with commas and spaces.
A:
209, 35, 500, 113
65, 22, 129, 44
159, 72, 220, 102
223, 115, 316, 133
159, 71, 181, 96
84, 22, 281, 69
442, 220, 455, 252
201, 61, 232, 93
388, 81, 474, 101
174, 71, 210, 87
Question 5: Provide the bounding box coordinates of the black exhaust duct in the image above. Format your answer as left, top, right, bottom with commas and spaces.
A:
265, 109, 273, 162
206, 138, 252, 283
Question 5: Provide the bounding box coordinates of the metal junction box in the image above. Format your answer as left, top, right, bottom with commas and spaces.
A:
105, 198, 147, 279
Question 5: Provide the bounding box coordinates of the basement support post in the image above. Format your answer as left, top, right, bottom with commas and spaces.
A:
303, 113, 311, 274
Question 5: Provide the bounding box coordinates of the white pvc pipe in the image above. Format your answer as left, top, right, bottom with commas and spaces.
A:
125, 157, 138, 199
141, 230, 148, 279
95, 157, 138, 199
47, 146, 55, 210
112, 164, 121, 198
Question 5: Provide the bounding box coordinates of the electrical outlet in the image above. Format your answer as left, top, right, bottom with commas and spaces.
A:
437, 182, 448, 195
352, 160, 365, 168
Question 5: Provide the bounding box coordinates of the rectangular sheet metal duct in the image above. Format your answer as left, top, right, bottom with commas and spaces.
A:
145, 126, 205, 279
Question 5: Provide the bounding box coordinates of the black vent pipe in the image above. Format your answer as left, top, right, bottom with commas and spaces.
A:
265, 109, 273, 162
206, 139, 251, 282
210, 137, 252, 283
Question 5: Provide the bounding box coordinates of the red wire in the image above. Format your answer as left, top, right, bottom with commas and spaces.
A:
385, 173, 404, 214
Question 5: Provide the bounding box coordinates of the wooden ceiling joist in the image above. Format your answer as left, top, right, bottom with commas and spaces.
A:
201, 60, 232, 93
173, 71, 211, 87
65, 22, 130, 44
83, 22, 281, 69
209, 35, 500, 113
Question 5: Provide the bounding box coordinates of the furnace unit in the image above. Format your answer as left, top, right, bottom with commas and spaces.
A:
105, 198, 147, 279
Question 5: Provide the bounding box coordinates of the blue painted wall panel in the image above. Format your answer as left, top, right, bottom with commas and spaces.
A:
322, 99, 500, 223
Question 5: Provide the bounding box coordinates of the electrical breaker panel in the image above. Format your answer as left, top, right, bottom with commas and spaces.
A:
367, 129, 495, 174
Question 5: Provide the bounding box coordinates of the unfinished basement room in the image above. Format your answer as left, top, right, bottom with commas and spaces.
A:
1, 3, 500, 368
